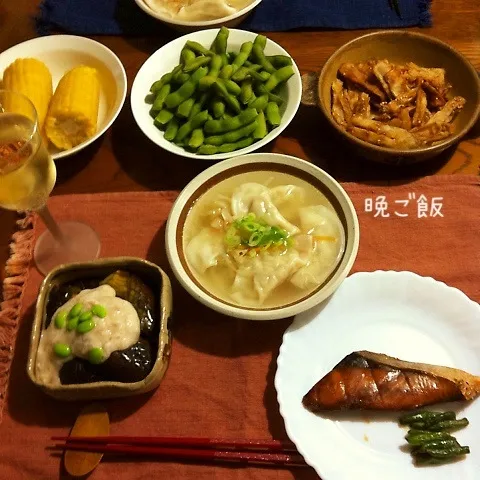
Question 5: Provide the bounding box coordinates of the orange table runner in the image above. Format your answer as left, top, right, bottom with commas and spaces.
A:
0, 175, 479, 479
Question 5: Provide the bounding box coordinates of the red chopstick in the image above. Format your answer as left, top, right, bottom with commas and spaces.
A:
51, 435, 298, 452
50, 436, 306, 468
51, 443, 307, 467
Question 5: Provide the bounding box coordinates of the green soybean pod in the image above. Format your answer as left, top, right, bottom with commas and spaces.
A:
184, 56, 211, 73
213, 79, 241, 114
174, 109, 209, 142
189, 92, 209, 120
266, 102, 281, 127
253, 110, 267, 139
220, 53, 229, 67
267, 55, 293, 68
223, 79, 241, 96
249, 94, 269, 111
255, 83, 284, 105
210, 26, 229, 54
204, 107, 258, 134
232, 41, 253, 71
208, 54, 223, 78
264, 65, 295, 92
220, 64, 235, 80
165, 66, 208, 109
217, 136, 255, 153
205, 120, 258, 146
240, 78, 254, 105
164, 117, 180, 141
198, 76, 217, 91
212, 99, 225, 119
180, 47, 196, 66
248, 69, 271, 82
177, 97, 195, 118
151, 84, 171, 112
252, 44, 276, 73
186, 40, 215, 56
150, 65, 182, 94
197, 144, 218, 155
253, 34, 267, 50
154, 109, 174, 129
172, 71, 190, 85
188, 128, 205, 149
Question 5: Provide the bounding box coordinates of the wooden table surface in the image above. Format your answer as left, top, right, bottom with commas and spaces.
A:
0, 0, 479, 282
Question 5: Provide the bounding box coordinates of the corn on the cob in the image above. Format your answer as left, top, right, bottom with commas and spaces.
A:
2, 58, 53, 129
45, 65, 100, 150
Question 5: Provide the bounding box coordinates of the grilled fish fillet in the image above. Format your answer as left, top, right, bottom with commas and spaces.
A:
303, 351, 480, 412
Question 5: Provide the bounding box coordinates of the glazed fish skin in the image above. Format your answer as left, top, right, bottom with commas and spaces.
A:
303, 351, 480, 412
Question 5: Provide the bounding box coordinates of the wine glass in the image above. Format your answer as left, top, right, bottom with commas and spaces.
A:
0, 90, 100, 274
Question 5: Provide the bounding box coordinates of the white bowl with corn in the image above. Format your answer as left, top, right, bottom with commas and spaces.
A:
0, 35, 127, 160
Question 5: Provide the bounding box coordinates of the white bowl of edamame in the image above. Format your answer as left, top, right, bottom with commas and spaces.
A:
131, 28, 302, 161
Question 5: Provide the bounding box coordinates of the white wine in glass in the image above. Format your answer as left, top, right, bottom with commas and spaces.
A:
0, 90, 100, 274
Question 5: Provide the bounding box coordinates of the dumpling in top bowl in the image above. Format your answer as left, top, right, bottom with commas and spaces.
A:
182, 170, 345, 309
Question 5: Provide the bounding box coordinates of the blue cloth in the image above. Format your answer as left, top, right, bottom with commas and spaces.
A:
37, 0, 432, 36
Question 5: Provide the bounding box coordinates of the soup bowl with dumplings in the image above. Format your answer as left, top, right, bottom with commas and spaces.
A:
166, 153, 359, 320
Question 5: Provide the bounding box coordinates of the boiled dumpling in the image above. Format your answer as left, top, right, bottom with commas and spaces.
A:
185, 227, 226, 273
299, 205, 344, 239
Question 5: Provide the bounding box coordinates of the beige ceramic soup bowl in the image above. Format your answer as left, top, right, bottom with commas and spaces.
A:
165, 153, 360, 320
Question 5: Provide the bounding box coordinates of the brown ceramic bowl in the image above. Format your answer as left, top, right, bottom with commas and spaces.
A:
27, 257, 172, 401
317, 30, 480, 165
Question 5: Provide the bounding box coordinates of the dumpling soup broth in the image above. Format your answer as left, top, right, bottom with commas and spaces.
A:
182, 170, 346, 309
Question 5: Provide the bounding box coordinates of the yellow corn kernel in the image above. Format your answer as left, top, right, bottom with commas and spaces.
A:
45, 65, 100, 150
2, 58, 53, 129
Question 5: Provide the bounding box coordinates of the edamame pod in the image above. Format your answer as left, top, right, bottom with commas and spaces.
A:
154, 109, 174, 129
231, 64, 261, 82
164, 117, 180, 141
204, 119, 258, 146
208, 55, 223, 78
248, 69, 271, 82
220, 64, 235, 80
151, 84, 171, 112
212, 99, 225, 118
180, 47, 196, 66
175, 109, 209, 142
253, 110, 267, 139
204, 107, 258, 134
210, 26, 229, 54
150, 65, 182, 94
256, 83, 284, 105
266, 102, 281, 127
188, 128, 204, 149
240, 78, 254, 104
189, 92, 209, 120
264, 66, 295, 92
252, 44, 276, 73
197, 136, 254, 155
253, 34, 267, 50
184, 56, 211, 73
232, 41, 253, 71
213, 79, 241, 114
177, 97, 195, 118
165, 66, 208, 109
249, 94, 269, 111
186, 40, 215, 56
267, 55, 293, 67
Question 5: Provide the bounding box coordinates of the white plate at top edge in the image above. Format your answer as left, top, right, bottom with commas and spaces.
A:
275, 270, 480, 480
0, 35, 127, 160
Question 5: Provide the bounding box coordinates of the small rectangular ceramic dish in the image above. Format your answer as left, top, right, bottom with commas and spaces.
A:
27, 257, 172, 401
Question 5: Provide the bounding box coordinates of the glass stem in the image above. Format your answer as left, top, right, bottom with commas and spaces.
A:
37, 205, 65, 244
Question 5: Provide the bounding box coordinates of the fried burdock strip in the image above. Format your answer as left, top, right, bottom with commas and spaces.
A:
338, 63, 386, 102
427, 96, 466, 125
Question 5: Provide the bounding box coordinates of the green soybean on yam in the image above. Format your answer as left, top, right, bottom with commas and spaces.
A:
165, 66, 208, 109
253, 110, 267, 139
180, 47, 196, 66
151, 84, 171, 112
249, 94, 269, 111
164, 117, 180, 141
177, 97, 195, 118
266, 102, 281, 127
186, 40, 215, 56
210, 26, 229, 54
204, 119, 258, 145
264, 65, 295, 92
154, 109, 174, 129
184, 56, 211, 73
174, 109, 209, 142
204, 107, 258, 134
188, 128, 204, 149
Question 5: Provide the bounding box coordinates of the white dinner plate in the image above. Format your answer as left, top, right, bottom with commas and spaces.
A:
275, 270, 480, 480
